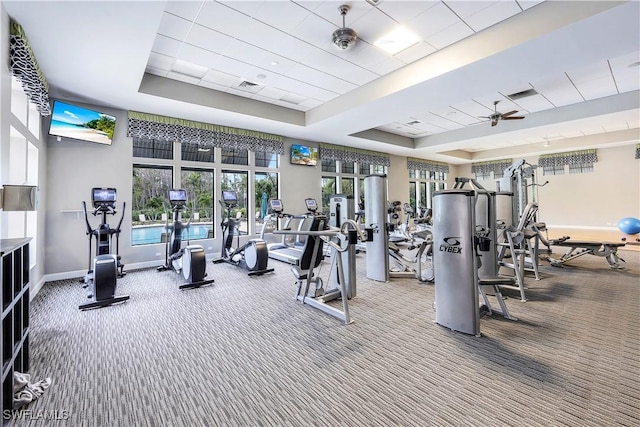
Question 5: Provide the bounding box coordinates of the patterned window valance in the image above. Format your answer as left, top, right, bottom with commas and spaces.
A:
319, 143, 390, 167
407, 158, 449, 174
9, 20, 51, 116
127, 111, 284, 154
471, 159, 513, 176
635, 144, 639, 160
539, 149, 597, 168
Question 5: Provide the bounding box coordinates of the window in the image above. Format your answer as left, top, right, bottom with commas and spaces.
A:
221, 147, 248, 165
255, 150, 278, 168
474, 171, 491, 180
321, 177, 336, 213
543, 165, 565, 176
132, 165, 173, 245
373, 164, 386, 174
409, 168, 448, 210
181, 169, 215, 240
221, 170, 248, 234
133, 138, 173, 159
181, 142, 215, 163
341, 161, 355, 174
569, 164, 594, 174
322, 159, 337, 173
341, 177, 354, 197
255, 172, 278, 231
358, 163, 371, 175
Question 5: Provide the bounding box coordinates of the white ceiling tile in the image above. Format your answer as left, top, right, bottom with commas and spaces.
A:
602, 122, 629, 132
237, 19, 289, 52
566, 61, 611, 83
609, 52, 640, 93
201, 69, 239, 87
250, 1, 310, 32
462, 1, 522, 32
280, 7, 336, 46
255, 86, 289, 100
280, 93, 307, 105
517, 1, 545, 11
218, 1, 265, 16
147, 52, 175, 71
368, 56, 405, 75
616, 75, 640, 93
298, 98, 324, 109
393, 42, 437, 64
185, 24, 235, 56
531, 75, 584, 107
165, 1, 205, 21
351, 8, 399, 45
177, 44, 222, 70
311, 1, 372, 26
226, 87, 255, 99
429, 109, 483, 126
209, 55, 255, 78
422, 113, 466, 131
509, 93, 553, 113
171, 59, 208, 78
344, 42, 391, 70
376, 1, 439, 24
425, 21, 474, 50
573, 76, 617, 100
196, 1, 258, 38
444, 1, 495, 19
450, 100, 495, 117
268, 35, 319, 60
158, 12, 193, 41
166, 71, 201, 85
151, 34, 183, 57
407, 2, 461, 40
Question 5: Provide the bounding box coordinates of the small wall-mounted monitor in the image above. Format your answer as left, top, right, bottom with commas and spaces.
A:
91, 187, 117, 209
269, 199, 283, 212
222, 190, 238, 204
49, 100, 116, 145
290, 144, 318, 166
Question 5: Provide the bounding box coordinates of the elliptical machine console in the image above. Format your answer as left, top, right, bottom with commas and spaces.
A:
158, 189, 214, 290
80, 187, 129, 310
214, 190, 273, 276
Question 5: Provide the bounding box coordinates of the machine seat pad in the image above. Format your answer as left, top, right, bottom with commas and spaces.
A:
555, 240, 625, 248
479, 277, 516, 286
290, 266, 310, 280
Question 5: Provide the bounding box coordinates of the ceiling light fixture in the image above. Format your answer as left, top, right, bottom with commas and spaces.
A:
332, 5, 357, 50
374, 26, 420, 55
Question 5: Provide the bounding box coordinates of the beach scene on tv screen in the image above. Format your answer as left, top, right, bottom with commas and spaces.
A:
291, 144, 318, 165
49, 101, 116, 145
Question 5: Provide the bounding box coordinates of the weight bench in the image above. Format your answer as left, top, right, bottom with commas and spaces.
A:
528, 224, 626, 269
545, 237, 626, 269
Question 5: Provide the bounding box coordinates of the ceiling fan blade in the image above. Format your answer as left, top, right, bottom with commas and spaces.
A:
500, 110, 519, 117
502, 116, 524, 120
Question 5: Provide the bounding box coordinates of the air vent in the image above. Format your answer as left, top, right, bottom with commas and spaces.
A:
506, 88, 538, 100
406, 120, 422, 126
238, 80, 259, 88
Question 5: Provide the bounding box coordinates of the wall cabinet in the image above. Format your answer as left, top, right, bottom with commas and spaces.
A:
1, 238, 30, 422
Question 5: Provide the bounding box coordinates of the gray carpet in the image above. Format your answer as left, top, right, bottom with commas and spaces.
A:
10, 247, 640, 427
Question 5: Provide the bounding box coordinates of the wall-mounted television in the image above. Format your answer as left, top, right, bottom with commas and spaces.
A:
290, 144, 318, 166
49, 100, 116, 145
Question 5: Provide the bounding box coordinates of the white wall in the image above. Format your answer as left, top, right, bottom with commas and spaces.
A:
456, 145, 640, 229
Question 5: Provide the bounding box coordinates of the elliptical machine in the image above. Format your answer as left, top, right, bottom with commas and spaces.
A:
80, 187, 129, 310
157, 189, 214, 290
213, 190, 273, 276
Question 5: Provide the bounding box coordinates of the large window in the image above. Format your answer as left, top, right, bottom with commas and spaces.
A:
254, 172, 278, 233
409, 169, 447, 212
221, 170, 248, 235
255, 150, 278, 168
221, 147, 249, 165
132, 165, 173, 245
181, 168, 215, 240
182, 142, 215, 163
321, 177, 336, 213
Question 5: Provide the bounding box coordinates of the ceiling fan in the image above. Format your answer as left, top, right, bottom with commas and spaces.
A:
480, 100, 525, 127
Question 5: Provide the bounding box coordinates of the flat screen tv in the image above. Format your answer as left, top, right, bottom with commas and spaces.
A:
290, 144, 318, 166
49, 100, 116, 145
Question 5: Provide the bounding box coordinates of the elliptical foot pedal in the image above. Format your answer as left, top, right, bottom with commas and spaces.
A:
79, 295, 130, 311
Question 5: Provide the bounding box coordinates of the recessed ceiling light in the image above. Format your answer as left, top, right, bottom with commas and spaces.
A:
374, 27, 420, 55
271, 61, 279, 66
256, 74, 267, 79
